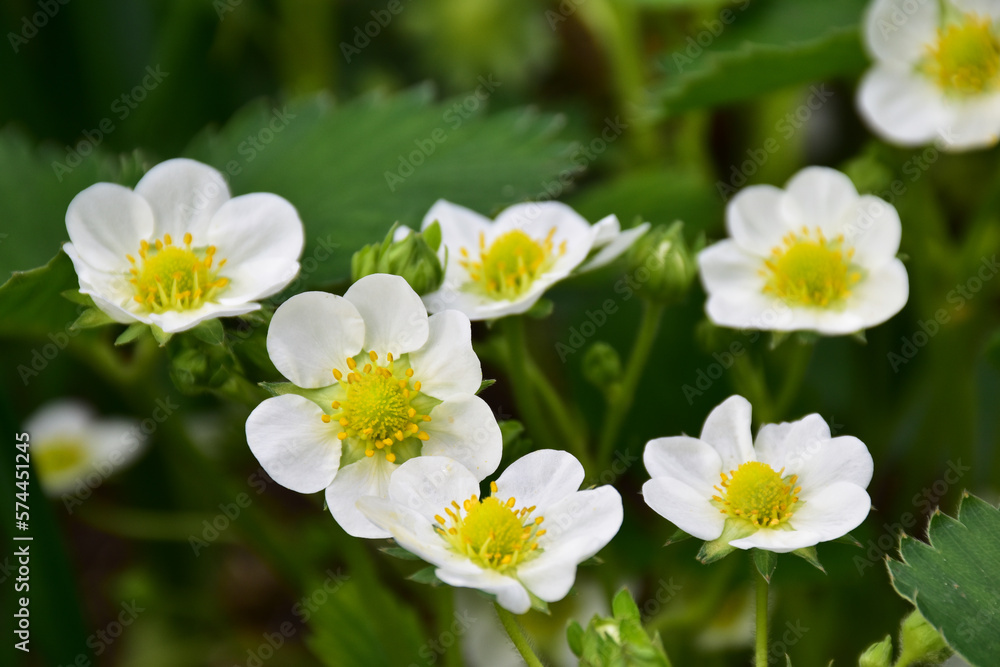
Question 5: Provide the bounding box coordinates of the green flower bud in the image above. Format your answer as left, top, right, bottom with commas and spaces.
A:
351, 223, 444, 295
625, 221, 700, 305
569, 588, 673, 667
897, 612, 952, 666
583, 342, 623, 400
859, 635, 893, 667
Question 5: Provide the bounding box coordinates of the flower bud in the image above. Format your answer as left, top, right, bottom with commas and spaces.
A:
583, 342, 623, 400
625, 221, 699, 304
859, 635, 893, 667
897, 611, 951, 666
351, 223, 444, 295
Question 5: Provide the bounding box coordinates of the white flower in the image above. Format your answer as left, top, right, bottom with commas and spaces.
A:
698, 166, 909, 335
245, 273, 502, 538
858, 0, 1000, 151
415, 199, 649, 320
642, 396, 873, 553
358, 450, 623, 613
64, 158, 304, 333
24, 400, 142, 496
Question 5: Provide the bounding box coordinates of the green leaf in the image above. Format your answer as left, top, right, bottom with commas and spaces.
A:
189, 318, 225, 346
379, 546, 423, 561
753, 549, 777, 582
115, 322, 148, 346
69, 306, 115, 330
477, 378, 496, 395
791, 546, 826, 574
887, 493, 1000, 666
0, 251, 81, 338
407, 566, 444, 587
658, 27, 867, 116
184, 88, 581, 289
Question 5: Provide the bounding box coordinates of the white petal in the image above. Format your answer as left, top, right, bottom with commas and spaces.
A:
698, 240, 768, 297
384, 455, 481, 524
847, 259, 909, 331
857, 68, 951, 147
753, 414, 831, 473
699, 396, 755, 471
726, 185, 794, 256
344, 274, 429, 356
146, 301, 261, 334
782, 167, 860, 238
206, 193, 304, 305
87, 418, 146, 472
422, 199, 492, 260
788, 436, 874, 494
864, 0, 940, 67
953, 0, 1000, 20
134, 158, 230, 240
641, 477, 724, 540
845, 195, 902, 269
936, 94, 1000, 152
408, 310, 482, 400
516, 487, 622, 602
245, 394, 342, 494
436, 567, 532, 614
578, 221, 651, 272
324, 456, 396, 538
393, 225, 415, 241
493, 449, 584, 512
728, 529, 820, 553
643, 436, 723, 498
25, 400, 94, 443
423, 276, 558, 320
65, 183, 155, 272
356, 496, 465, 566
422, 396, 503, 479
788, 481, 872, 542
591, 214, 621, 245
266, 292, 365, 388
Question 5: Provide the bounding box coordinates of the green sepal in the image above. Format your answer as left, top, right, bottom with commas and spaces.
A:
664, 528, 692, 547
70, 306, 115, 330
115, 322, 148, 346
859, 635, 893, 667
190, 318, 225, 346
768, 331, 789, 350
60, 289, 95, 307
528, 590, 550, 615
477, 378, 496, 395
150, 324, 173, 346
753, 548, 777, 583
834, 532, 863, 548
791, 546, 826, 574
697, 520, 754, 564
850, 330, 868, 345
566, 620, 584, 656
524, 297, 554, 319
579, 555, 604, 567
407, 566, 443, 587
379, 546, 422, 561
423, 220, 442, 252
612, 587, 641, 621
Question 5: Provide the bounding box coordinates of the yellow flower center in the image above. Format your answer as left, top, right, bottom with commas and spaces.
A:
34, 439, 87, 477
761, 227, 860, 308
436, 482, 545, 571
128, 233, 229, 312
712, 461, 801, 528
322, 351, 431, 463
924, 14, 1000, 95
459, 228, 566, 300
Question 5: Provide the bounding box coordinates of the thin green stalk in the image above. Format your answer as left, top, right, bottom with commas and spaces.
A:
525, 356, 594, 471
755, 568, 769, 666
772, 342, 814, 421
494, 603, 544, 667
597, 301, 665, 465
502, 316, 560, 451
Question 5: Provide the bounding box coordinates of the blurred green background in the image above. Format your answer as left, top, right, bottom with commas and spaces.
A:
1, 0, 999, 665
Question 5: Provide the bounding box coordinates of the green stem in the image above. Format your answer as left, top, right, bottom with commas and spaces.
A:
597, 301, 665, 465
502, 316, 560, 452
755, 567, 769, 666
525, 357, 594, 470
494, 603, 544, 667
772, 342, 813, 421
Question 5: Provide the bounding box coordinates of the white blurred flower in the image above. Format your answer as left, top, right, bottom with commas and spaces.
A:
415, 200, 648, 320
698, 166, 908, 335
358, 450, 623, 613
25, 400, 142, 496
859, 0, 1000, 151
642, 396, 873, 553
64, 158, 304, 333
245, 274, 502, 538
